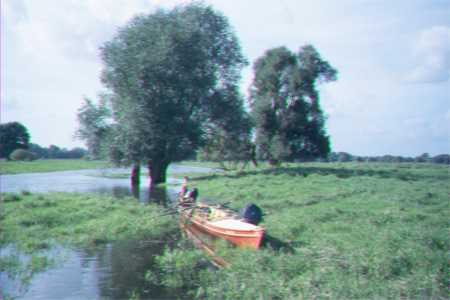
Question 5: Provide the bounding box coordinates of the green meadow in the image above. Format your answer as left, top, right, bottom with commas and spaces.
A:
151, 162, 449, 299
0, 159, 111, 174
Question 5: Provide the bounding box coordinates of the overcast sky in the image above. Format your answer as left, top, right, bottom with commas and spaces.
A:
2, 0, 449, 156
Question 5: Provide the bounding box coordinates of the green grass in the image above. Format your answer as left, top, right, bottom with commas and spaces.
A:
150, 162, 449, 299
0, 192, 177, 252
0, 159, 111, 174
175, 160, 223, 169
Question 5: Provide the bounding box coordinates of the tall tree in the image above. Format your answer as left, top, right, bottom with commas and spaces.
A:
199, 104, 256, 169
0, 122, 30, 159
250, 45, 337, 164
100, 3, 247, 186
75, 96, 112, 159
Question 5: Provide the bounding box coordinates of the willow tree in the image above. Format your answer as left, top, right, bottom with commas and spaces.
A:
250, 45, 337, 164
75, 96, 112, 160
100, 3, 247, 186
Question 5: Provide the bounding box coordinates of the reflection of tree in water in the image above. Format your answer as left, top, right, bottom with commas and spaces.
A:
93, 236, 181, 299
93, 184, 175, 205
0, 246, 58, 299
131, 183, 178, 206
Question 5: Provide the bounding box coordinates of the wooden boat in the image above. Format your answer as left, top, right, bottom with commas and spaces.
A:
177, 178, 264, 267
179, 202, 265, 250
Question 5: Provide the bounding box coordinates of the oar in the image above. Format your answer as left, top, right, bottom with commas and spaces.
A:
150, 200, 233, 221
148, 204, 197, 220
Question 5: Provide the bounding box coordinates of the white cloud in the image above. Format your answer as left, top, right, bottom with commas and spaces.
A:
2, 0, 28, 23
406, 26, 450, 83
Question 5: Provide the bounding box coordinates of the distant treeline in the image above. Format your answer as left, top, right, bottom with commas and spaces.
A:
0, 121, 88, 160
28, 144, 87, 159
326, 152, 450, 165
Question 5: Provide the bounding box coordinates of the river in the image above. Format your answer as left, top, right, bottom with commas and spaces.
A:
0, 164, 217, 300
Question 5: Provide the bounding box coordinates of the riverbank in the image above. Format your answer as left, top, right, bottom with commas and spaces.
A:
150, 162, 449, 299
0, 159, 111, 175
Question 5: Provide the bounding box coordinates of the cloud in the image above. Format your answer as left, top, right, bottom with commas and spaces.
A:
2, 0, 28, 23
2, 0, 449, 155
406, 26, 450, 83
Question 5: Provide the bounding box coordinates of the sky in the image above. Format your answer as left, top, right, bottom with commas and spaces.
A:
1, 0, 449, 157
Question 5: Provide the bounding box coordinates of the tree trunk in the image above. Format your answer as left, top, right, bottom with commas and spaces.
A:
131, 163, 141, 199
250, 144, 258, 167
148, 160, 169, 188
131, 183, 140, 199
131, 163, 141, 186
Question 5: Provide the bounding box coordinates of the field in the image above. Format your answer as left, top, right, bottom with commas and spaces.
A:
0, 162, 448, 299
151, 162, 449, 299
0, 159, 111, 174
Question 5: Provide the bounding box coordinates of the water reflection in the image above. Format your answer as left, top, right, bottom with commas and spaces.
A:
1, 235, 183, 300
90, 184, 176, 205
94, 237, 181, 299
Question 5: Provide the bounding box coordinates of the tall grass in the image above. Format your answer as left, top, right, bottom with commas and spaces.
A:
150, 162, 449, 299
1, 192, 177, 252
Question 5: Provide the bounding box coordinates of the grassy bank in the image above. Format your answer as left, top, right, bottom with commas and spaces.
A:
0, 159, 111, 174
150, 162, 449, 299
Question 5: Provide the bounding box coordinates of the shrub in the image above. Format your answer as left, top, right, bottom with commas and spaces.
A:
9, 149, 37, 161
2, 193, 22, 202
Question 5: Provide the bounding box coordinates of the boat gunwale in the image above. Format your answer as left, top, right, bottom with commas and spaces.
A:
190, 217, 264, 238
180, 212, 264, 250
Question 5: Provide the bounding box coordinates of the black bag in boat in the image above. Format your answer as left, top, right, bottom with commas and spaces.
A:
240, 203, 263, 225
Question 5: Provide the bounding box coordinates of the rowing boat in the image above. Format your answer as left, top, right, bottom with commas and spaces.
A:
179, 203, 265, 250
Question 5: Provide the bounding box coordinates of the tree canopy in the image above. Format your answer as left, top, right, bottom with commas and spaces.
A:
75, 96, 112, 160
0, 122, 30, 159
250, 45, 337, 164
100, 3, 248, 185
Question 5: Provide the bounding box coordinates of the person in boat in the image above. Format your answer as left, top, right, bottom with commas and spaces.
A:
179, 176, 188, 199
187, 188, 198, 202
181, 187, 198, 206
179, 177, 198, 207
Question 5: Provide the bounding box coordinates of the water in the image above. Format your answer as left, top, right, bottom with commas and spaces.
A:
0, 164, 217, 299
0, 164, 215, 202
1, 238, 186, 299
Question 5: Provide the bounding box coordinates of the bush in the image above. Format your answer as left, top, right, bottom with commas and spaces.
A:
9, 149, 37, 161
2, 193, 22, 202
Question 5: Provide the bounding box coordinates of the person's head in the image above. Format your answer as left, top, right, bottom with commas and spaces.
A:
190, 187, 198, 200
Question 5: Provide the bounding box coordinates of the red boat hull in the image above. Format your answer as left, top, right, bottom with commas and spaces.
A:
179, 210, 264, 250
